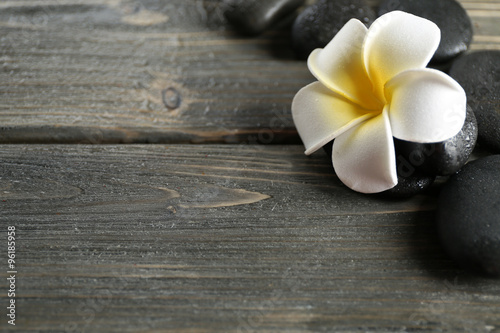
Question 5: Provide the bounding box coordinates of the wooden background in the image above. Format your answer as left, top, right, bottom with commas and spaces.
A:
1, 0, 499, 332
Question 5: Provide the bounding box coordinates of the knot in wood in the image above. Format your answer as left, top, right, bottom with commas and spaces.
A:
162, 87, 181, 110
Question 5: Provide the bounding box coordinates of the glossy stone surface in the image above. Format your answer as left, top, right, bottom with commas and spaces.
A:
378, 0, 472, 62
224, 0, 306, 36
324, 141, 436, 197
393, 107, 478, 176
291, 0, 376, 59
437, 155, 500, 277
449, 50, 500, 153
382, 164, 435, 198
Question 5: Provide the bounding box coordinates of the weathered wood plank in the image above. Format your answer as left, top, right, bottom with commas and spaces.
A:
1, 145, 499, 332
0, 0, 309, 144
1, 0, 499, 144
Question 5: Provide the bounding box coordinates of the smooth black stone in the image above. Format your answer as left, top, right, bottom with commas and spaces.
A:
437, 155, 500, 277
449, 51, 500, 153
378, 0, 473, 62
393, 107, 478, 176
323, 141, 435, 197
323, 140, 334, 157
224, 0, 306, 36
292, 0, 376, 59
382, 154, 436, 198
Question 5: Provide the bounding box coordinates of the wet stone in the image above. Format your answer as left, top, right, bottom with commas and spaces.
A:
381, 147, 436, 198
324, 141, 436, 198
381, 166, 435, 198
291, 0, 376, 59
449, 51, 500, 153
224, 0, 306, 36
378, 0, 472, 62
437, 155, 500, 277
393, 106, 478, 176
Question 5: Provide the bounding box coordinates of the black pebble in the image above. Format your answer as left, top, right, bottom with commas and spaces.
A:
291, 0, 376, 59
382, 154, 436, 198
437, 155, 500, 277
224, 0, 306, 36
393, 106, 478, 176
323, 141, 436, 197
449, 51, 500, 153
378, 0, 472, 62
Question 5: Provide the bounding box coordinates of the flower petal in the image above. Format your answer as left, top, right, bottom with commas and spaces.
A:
386, 68, 467, 143
308, 18, 382, 110
332, 108, 397, 193
292, 82, 377, 155
363, 11, 440, 101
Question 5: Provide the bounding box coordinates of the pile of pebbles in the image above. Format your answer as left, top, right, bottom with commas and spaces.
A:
223, 0, 500, 277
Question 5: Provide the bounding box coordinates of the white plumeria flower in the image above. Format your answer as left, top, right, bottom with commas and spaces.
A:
292, 11, 467, 194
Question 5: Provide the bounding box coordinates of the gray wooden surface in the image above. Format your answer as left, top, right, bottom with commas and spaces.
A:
2, 145, 500, 332
1, 0, 499, 144
1, 0, 500, 332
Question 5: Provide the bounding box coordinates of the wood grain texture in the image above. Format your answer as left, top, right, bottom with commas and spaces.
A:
1, 0, 499, 144
1, 145, 500, 332
1, 1, 500, 331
